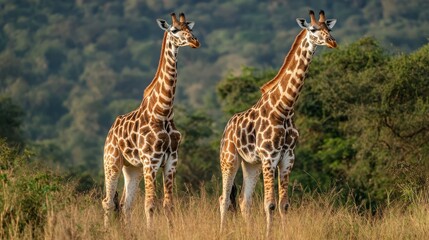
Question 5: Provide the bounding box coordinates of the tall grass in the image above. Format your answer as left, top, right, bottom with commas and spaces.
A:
40, 187, 429, 239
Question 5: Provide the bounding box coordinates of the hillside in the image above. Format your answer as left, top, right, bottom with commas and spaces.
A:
0, 0, 428, 191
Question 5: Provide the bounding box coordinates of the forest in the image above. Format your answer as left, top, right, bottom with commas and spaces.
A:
1, 0, 429, 238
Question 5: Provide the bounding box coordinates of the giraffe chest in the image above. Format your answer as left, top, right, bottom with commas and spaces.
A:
234, 116, 299, 163
139, 122, 181, 154
114, 120, 181, 167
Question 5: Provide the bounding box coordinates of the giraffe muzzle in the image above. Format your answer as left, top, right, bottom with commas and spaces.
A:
189, 37, 200, 48
327, 37, 337, 48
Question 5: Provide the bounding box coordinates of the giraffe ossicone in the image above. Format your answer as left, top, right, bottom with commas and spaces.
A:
219, 9, 337, 237
102, 12, 200, 229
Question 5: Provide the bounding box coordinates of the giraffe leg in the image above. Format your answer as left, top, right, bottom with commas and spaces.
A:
163, 153, 177, 227
262, 158, 276, 237
120, 165, 143, 224
240, 161, 261, 225
219, 142, 240, 233
102, 153, 123, 228
278, 150, 294, 220
143, 161, 160, 229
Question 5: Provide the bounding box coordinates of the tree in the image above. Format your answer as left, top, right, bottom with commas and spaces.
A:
174, 106, 220, 192
216, 67, 276, 116
0, 96, 24, 147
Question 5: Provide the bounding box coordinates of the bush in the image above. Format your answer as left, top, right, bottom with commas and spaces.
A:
0, 138, 62, 238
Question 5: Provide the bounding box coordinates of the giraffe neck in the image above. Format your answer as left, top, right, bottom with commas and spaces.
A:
142, 32, 179, 121
266, 30, 316, 113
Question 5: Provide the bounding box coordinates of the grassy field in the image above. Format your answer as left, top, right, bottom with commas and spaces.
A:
2, 184, 428, 240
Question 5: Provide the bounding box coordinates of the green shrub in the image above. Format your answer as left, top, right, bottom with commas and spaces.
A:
0, 138, 62, 238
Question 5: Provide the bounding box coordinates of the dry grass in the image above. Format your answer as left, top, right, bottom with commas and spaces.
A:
3, 187, 429, 240
43, 190, 429, 240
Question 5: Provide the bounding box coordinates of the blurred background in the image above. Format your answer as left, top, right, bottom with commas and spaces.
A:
1, 0, 428, 208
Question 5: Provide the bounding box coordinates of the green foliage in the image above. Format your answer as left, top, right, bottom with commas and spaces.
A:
0, 138, 25, 170
216, 67, 276, 116
0, 139, 63, 237
175, 106, 220, 192
0, 96, 24, 146
304, 38, 429, 208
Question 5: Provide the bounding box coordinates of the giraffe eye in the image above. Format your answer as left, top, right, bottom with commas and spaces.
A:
171, 29, 179, 34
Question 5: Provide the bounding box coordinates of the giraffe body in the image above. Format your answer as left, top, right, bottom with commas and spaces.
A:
102, 13, 199, 228
219, 10, 337, 236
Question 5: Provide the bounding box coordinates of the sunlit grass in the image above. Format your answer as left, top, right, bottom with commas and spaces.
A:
40, 188, 429, 239
2, 180, 429, 239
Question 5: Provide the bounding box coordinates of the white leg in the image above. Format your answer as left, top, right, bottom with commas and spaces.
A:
240, 161, 261, 224
163, 153, 178, 226
219, 141, 240, 233
120, 165, 143, 223
278, 149, 294, 219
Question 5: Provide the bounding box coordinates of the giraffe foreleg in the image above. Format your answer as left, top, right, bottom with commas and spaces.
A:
278, 149, 294, 220
143, 159, 161, 229
262, 157, 276, 237
102, 153, 123, 228
163, 153, 177, 227
219, 143, 240, 233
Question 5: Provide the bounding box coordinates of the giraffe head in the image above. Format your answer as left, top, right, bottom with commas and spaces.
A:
296, 10, 337, 48
156, 13, 200, 48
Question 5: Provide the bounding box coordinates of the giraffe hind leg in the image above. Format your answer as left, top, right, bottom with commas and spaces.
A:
120, 165, 143, 224
143, 160, 161, 229
240, 161, 261, 224
102, 153, 123, 228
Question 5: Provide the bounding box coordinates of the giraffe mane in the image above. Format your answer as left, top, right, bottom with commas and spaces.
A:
260, 29, 307, 95
143, 31, 168, 98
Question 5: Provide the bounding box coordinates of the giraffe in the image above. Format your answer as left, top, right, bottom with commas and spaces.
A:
219, 10, 337, 236
102, 12, 200, 228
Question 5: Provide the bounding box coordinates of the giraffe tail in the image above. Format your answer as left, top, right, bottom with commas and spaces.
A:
229, 183, 238, 212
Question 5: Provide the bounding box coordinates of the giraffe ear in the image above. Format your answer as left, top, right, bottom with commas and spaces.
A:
156, 19, 170, 31
296, 18, 309, 29
186, 21, 195, 30
326, 19, 337, 29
